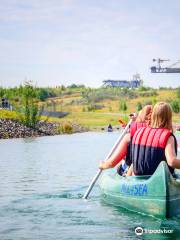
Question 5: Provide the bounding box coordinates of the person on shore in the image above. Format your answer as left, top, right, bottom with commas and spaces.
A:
108, 124, 113, 132
129, 102, 180, 176
99, 105, 152, 172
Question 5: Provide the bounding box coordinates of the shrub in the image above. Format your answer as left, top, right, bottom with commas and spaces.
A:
170, 100, 180, 113
58, 122, 73, 134
19, 81, 39, 128
138, 86, 150, 91
0, 109, 18, 119
139, 91, 157, 97
37, 88, 50, 101
136, 102, 142, 111
177, 88, 180, 101
109, 106, 112, 112
119, 101, 127, 112
87, 104, 104, 111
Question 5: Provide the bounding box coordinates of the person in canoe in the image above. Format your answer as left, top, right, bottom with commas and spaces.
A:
99, 105, 152, 173
117, 105, 152, 175
128, 102, 180, 176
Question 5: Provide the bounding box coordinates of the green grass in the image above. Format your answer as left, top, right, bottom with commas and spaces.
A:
42, 89, 180, 127
47, 111, 129, 128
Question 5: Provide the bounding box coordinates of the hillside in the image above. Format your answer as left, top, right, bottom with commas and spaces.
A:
0, 86, 179, 130
39, 88, 180, 129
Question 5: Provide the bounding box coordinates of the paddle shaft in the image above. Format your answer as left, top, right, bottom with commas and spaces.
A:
83, 119, 132, 199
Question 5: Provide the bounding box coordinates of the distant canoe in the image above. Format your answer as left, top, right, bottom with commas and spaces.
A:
99, 161, 180, 218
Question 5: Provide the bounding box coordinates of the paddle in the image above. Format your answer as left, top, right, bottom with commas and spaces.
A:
83, 119, 132, 199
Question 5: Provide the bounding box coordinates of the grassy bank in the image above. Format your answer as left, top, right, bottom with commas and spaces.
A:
1, 87, 180, 129
40, 89, 180, 128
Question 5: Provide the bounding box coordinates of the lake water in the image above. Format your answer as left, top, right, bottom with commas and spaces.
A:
0, 132, 180, 240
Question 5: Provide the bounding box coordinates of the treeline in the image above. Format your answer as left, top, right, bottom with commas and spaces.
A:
1, 83, 179, 103
81, 86, 158, 103
0, 82, 49, 128
0, 85, 62, 102
0, 83, 86, 102
0, 82, 86, 128
1, 83, 180, 115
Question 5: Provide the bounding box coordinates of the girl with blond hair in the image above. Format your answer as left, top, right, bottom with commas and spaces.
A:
131, 102, 180, 175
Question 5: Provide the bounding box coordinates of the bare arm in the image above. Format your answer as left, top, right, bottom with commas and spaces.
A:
165, 136, 180, 169
99, 133, 130, 170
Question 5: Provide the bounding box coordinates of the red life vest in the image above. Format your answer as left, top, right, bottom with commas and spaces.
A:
129, 122, 147, 137
125, 122, 147, 166
131, 127, 176, 175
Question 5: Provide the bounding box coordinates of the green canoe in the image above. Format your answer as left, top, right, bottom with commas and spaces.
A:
99, 161, 180, 218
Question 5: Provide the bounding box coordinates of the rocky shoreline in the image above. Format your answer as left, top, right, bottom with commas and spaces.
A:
0, 119, 88, 139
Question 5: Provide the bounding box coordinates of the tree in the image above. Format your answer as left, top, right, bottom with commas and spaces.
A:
61, 85, 66, 91
170, 100, 180, 113
177, 88, 180, 102
136, 102, 142, 111
37, 88, 49, 101
0, 87, 5, 98
20, 81, 39, 128
68, 84, 77, 88
119, 101, 127, 112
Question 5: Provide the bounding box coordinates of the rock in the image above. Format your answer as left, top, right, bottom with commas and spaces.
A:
0, 118, 88, 139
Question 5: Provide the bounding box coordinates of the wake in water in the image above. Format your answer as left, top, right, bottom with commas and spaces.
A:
32, 185, 99, 200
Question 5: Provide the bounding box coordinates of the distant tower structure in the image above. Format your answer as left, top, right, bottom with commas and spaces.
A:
103, 74, 142, 88
132, 73, 143, 86
151, 58, 180, 73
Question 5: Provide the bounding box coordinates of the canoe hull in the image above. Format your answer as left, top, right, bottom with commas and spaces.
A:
99, 162, 180, 218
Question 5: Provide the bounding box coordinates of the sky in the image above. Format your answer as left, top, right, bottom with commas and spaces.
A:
0, 0, 180, 88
